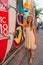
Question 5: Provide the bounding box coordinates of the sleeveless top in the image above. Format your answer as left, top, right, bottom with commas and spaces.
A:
24, 27, 36, 49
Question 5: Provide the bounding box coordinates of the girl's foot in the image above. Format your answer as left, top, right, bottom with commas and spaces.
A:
29, 58, 32, 64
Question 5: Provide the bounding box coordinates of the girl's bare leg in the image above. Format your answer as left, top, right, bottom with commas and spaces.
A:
29, 49, 34, 64
32, 50, 35, 58
30, 50, 32, 64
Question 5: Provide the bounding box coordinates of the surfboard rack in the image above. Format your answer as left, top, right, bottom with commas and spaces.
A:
0, 0, 23, 15
0, 0, 9, 10
9, 5, 17, 12
0, 0, 17, 11
0, 32, 14, 40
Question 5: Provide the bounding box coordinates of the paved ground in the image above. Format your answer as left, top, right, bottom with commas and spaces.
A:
8, 29, 43, 65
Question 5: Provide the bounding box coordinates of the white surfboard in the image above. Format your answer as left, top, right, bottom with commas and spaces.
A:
6, 0, 16, 54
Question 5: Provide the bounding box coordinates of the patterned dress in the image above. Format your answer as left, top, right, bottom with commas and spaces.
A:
24, 27, 36, 49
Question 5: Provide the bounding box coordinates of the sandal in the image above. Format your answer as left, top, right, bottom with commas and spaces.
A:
29, 58, 32, 64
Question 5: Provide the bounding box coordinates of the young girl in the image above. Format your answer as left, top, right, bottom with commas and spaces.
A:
17, 13, 37, 64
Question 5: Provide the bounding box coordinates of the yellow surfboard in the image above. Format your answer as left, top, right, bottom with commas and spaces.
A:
23, 0, 34, 19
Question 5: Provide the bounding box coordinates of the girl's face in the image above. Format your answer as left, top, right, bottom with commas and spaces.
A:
27, 16, 33, 24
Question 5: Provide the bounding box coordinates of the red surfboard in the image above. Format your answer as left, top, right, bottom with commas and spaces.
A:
0, 0, 9, 63
0, 0, 16, 63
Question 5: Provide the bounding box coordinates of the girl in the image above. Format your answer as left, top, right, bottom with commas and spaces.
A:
17, 13, 37, 64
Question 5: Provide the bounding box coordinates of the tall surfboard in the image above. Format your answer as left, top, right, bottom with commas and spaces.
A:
13, 0, 23, 48
0, 0, 16, 63
23, 0, 33, 18
7, 0, 16, 54
23, 0, 35, 24
0, 0, 9, 63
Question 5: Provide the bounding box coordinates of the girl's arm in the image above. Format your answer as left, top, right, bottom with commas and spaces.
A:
33, 25, 37, 45
17, 13, 25, 27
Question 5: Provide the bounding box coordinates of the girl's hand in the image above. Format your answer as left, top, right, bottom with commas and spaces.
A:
16, 12, 19, 24
33, 25, 37, 45
16, 12, 19, 17
20, 13, 23, 16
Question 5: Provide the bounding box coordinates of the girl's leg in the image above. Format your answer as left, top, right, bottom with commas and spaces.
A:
32, 50, 35, 58
29, 49, 34, 64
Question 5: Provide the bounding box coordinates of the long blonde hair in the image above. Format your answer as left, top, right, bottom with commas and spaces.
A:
27, 16, 33, 28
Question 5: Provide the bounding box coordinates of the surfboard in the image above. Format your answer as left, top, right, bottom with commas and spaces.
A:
23, 0, 35, 25
13, 19, 23, 48
0, 0, 16, 63
7, 0, 16, 54
23, 0, 35, 19
13, 0, 23, 48
0, 0, 9, 63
